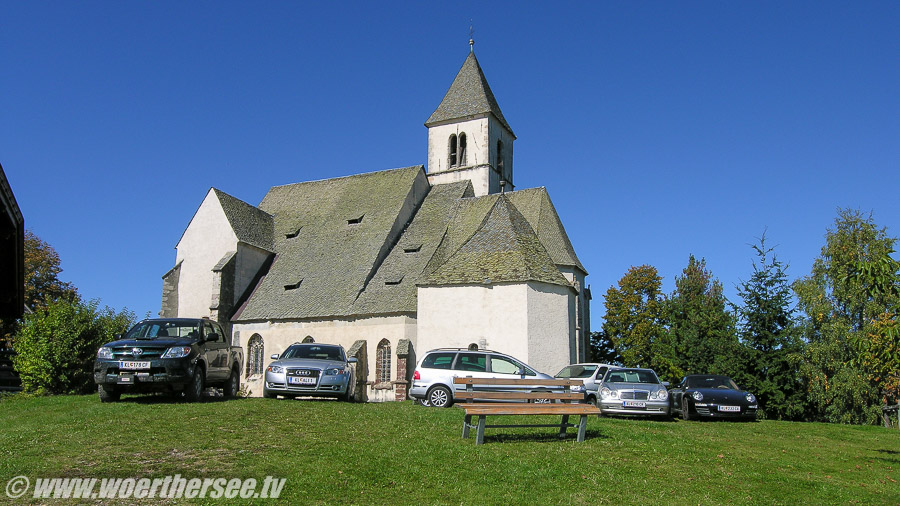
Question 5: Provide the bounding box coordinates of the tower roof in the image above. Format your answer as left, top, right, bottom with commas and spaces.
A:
425, 52, 515, 137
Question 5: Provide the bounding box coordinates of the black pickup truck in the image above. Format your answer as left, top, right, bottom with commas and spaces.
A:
93, 318, 243, 402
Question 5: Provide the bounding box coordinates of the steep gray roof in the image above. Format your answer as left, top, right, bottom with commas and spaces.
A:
506, 188, 587, 274
233, 166, 427, 321
425, 52, 515, 137
351, 181, 473, 314
422, 194, 570, 287
212, 189, 274, 252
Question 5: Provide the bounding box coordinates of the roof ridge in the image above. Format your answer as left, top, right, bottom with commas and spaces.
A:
266, 165, 424, 192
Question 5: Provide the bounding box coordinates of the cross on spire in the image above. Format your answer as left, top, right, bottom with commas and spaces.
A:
469, 22, 474, 52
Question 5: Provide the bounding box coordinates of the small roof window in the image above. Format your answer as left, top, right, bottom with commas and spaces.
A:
347, 215, 364, 225
285, 226, 302, 239
284, 280, 303, 291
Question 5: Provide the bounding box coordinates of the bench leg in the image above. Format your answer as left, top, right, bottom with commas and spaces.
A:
559, 414, 570, 438
463, 414, 472, 439
476, 416, 486, 445
577, 415, 587, 442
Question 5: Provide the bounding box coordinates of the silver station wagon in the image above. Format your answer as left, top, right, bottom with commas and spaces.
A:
263, 343, 357, 401
596, 367, 670, 417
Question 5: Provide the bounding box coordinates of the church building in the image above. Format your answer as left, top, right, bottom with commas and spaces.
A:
162, 46, 591, 401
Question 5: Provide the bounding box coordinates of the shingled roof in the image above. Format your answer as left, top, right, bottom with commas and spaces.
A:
422, 194, 570, 287
212, 189, 274, 252
233, 166, 427, 321
425, 52, 515, 137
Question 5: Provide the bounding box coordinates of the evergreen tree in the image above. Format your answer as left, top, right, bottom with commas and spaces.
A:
735, 233, 805, 420
666, 255, 740, 378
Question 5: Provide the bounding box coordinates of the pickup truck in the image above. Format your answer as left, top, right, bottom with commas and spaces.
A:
93, 317, 243, 402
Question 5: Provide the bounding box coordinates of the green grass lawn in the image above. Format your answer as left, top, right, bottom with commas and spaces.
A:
0, 393, 898, 504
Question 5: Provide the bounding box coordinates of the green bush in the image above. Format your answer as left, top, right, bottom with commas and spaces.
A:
12, 298, 135, 394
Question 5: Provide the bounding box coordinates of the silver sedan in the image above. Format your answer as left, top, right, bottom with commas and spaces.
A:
596, 367, 670, 417
263, 343, 357, 401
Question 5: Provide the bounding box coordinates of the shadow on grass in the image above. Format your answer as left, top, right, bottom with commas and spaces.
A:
480, 429, 608, 444
117, 390, 240, 405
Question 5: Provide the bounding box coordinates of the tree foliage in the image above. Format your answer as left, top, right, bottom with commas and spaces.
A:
23, 230, 77, 312
666, 255, 740, 379
793, 209, 896, 424
13, 298, 135, 394
734, 234, 805, 420
600, 265, 679, 381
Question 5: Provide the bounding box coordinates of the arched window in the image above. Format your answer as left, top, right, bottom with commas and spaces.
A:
449, 134, 458, 167
468, 343, 479, 351
496, 139, 504, 174
376, 339, 392, 384
246, 334, 264, 378
302, 336, 315, 343
458, 133, 467, 166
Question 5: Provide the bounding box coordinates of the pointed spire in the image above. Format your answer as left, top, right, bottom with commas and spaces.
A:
425, 50, 515, 137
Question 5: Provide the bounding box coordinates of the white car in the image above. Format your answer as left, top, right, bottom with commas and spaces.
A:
409, 348, 553, 408
554, 363, 617, 404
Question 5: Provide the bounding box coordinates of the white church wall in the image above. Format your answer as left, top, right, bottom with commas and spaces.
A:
525, 282, 575, 376
417, 283, 532, 366
233, 314, 417, 399
175, 190, 238, 318
234, 243, 271, 303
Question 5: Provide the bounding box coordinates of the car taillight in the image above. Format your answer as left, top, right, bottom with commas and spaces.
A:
413, 370, 420, 380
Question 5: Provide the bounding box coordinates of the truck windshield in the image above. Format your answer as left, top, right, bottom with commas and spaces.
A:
125, 321, 200, 340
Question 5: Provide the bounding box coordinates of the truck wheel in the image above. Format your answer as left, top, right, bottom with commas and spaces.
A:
98, 385, 120, 403
183, 367, 204, 402
224, 367, 240, 398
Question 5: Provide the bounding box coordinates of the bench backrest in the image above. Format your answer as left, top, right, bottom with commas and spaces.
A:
452, 376, 585, 402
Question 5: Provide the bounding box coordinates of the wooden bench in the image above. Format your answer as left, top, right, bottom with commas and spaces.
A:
453, 377, 602, 444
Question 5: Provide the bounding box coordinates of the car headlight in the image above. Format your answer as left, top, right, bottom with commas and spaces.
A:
161, 346, 192, 358
324, 367, 347, 376
691, 391, 704, 401
267, 365, 284, 374
97, 347, 114, 359
652, 389, 668, 401
600, 387, 617, 399
746, 393, 756, 403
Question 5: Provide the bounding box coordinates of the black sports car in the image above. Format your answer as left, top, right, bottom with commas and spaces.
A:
669, 374, 758, 420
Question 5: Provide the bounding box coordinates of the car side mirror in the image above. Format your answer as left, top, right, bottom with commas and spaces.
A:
205, 333, 219, 342
271, 354, 280, 360
517, 367, 526, 376
348, 357, 358, 364
115, 334, 123, 340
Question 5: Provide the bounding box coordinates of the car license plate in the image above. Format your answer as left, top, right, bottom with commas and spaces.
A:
119, 361, 150, 370
623, 400, 646, 408
288, 377, 316, 385
718, 405, 740, 412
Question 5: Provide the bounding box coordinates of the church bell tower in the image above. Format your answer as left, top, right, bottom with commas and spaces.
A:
425, 42, 516, 196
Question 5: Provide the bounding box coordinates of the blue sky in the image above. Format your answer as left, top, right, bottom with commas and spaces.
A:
3, 2, 898, 320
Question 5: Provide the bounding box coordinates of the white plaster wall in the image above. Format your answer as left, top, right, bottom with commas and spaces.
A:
427, 166, 491, 197
427, 117, 488, 174
416, 284, 530, 364
175, 190, 238, 318
525, 282, 575, 376
233, 315, 417, 398
234, 244, 270, 304
417, 282, 574, 376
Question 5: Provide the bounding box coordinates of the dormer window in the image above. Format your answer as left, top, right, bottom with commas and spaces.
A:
347, 215, 364, 225
385, 276, 403, 286
403, 244, 422, 254
285, 226, 302, 239
284, 280, 303, 291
